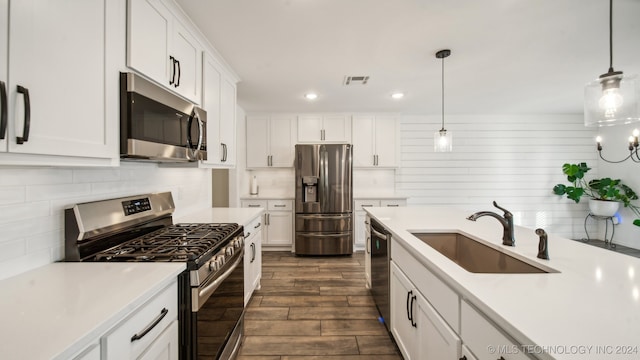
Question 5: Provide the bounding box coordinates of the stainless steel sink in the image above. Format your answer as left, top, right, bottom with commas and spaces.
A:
411, 232, 553, 274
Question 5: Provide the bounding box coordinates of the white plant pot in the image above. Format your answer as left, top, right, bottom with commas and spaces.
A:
588, 199, 620, 217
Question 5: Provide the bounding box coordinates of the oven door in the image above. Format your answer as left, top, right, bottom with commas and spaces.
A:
191, 247, 244, 360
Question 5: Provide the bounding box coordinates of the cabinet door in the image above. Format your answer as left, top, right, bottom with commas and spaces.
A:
390, 262, 418, 359
219, 77, 237, 165
297, 115, 323, 142
374, 116, 398, 167
461, 345, 479, 360
246, 116, 269, 168
269, 116, 295, 167
352, 116, 375, 167
415, 291, 461, 359
7, 0, 117, 159
202, 53, 222, 165
127, 0, 172, 85
266, 211, 292, 246
461, 300, 530, 360
73, 343, 100, 360
322, 114, 351, 142
171, 20, 202, 103
252, 227, 263, 291
137, 320, 179, 360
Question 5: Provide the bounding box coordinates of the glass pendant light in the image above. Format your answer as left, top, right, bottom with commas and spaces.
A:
584, 0, 640, 127
434, 49, 452, 152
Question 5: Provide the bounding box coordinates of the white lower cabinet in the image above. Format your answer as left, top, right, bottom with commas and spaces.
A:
102, 281, 178, 360
138, 320, 179, 360
461, 300, 531, 360
241, 199, 293, 248
461, 344, 479, 360
73, 343, 100, 360
391, 261, 461, 359
243, 214, 263, 305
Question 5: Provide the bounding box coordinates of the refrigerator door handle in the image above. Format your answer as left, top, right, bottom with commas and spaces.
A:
297, 214, 351, 220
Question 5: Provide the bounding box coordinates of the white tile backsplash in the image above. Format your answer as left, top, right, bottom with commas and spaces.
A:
0, 162, 212, 280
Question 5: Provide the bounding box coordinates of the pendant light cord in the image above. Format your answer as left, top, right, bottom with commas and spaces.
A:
608, 0, 614, 73
441, 56, 445, 131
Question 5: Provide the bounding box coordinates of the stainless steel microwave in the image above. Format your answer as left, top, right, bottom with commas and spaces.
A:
120, 72, 207, 162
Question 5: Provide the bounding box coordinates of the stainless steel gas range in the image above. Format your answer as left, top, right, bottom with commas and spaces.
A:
65, 192, 244, 360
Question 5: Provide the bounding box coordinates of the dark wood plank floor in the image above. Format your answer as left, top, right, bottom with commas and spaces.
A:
237, 251, 402, 360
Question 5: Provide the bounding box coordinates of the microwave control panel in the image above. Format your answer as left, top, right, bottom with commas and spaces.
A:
122, 197, 152, 216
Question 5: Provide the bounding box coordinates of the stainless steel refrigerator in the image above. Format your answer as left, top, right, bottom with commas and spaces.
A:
295, 144, 353, 255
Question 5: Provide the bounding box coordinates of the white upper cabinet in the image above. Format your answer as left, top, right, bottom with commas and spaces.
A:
202, 52, 237, 167
246, 115, 295, 168
297, 114, 351, 143
352, 115, 398, 167
127, 0, 202, 104
0, 0, 121, 166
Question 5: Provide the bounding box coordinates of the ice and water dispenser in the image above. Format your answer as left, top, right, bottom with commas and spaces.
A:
302, 176, 318, 203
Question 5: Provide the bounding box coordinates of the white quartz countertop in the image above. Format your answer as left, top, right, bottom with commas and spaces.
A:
0, 262, 185, 360
365, 206, 640, 360
177, 207, 264, 226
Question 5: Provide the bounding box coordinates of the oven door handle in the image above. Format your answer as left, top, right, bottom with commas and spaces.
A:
194, 248, 244, 311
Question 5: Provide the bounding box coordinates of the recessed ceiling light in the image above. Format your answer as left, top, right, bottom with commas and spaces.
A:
391, 92, 404, 99
304, 93, 318, 100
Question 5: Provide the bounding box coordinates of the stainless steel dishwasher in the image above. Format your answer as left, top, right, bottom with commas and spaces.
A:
370, 218, 391, 332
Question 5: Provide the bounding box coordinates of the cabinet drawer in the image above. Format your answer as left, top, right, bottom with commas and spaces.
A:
241, 200, 268, 208
380, 199, 406, 207
354, 199, 381, 210
244, 215, 263, 239
268, 200, 293, 211
461, 300, 531, 360
103, 282, 178, 359
391, 239, 459, 333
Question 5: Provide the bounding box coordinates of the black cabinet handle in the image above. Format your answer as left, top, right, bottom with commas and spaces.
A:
0, 81, 7, 139
16, 85, 30, 144
169, 56, 176, 85
406, 290, 412, 322
459, 356, 467, 360
410, 294, 417, 327
175, 59, 181, 87
130, 307, 168, 342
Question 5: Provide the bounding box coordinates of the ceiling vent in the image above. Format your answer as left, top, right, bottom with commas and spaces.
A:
343, 76, 369, 85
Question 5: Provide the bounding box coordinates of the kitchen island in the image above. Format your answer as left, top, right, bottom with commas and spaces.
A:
365, 205, 640, 360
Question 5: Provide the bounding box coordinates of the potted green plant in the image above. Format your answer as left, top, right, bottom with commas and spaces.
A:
553, 162, 640, 226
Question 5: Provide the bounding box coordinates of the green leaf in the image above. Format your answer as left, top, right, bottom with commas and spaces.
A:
553, 184, 567, 195
634, 219, 640, 227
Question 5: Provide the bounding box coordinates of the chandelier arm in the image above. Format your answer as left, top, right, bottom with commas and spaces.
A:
632, 149, 640, 162
598, 150, 633, 163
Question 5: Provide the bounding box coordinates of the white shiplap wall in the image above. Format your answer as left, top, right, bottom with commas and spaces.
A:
398, 114, 599, 240
0, 163, 212, 280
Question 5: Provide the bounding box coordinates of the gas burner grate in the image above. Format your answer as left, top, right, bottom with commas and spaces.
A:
94, 223, 240, 263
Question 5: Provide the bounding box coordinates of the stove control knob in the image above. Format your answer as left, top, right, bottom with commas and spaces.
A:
226, 246, 234, 257
208, 259, 219, 272
233, 237, 244, 249
216, 254, 226, 267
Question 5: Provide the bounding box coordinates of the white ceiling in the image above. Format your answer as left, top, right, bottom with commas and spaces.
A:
175, 0, 640, 115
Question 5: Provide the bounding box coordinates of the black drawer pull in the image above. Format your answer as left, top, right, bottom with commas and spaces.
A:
130, 307, 168, 342
459, 356, 467, 360
0, 81, 6, 139
254, 222, 261, 228
16, 85, 30, 144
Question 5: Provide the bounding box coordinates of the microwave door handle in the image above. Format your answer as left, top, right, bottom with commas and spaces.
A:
195, 112, 204, 159
186, 112, 195, 160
